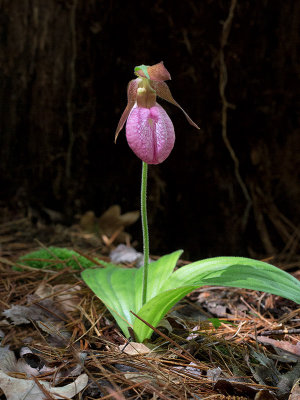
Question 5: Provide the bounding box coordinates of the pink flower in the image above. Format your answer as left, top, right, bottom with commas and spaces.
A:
115, 62, 199, 164
126, 104, 175, 164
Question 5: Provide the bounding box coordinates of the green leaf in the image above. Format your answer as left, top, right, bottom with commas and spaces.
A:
81, 250, 182, 337
82, 253, 300, 342
144, 250, 183, 301
134, 256, 300, 340
207, 318, 236, 329
133, 285, 197, 341
163, 257, 300, 304
133, 257, 300, 341
82, 265, 140, 336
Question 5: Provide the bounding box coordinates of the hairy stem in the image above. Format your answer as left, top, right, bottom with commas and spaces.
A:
141, 161, 149, 305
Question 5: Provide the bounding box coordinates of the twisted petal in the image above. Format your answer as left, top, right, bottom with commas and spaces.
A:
115, 78, 140, 142
126, 104, 175, 164
135, 62, 171, 82
150, 81, 200, 129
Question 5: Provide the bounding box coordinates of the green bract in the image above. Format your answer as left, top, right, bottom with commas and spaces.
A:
81, 250, 300, 342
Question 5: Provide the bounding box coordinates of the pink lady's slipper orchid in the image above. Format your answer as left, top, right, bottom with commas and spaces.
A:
115, 62, 200, 164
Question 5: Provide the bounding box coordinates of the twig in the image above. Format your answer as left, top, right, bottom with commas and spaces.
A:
260, 328, 300, 336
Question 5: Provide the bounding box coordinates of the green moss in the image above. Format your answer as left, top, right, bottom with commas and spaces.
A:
18, 247, 99, 270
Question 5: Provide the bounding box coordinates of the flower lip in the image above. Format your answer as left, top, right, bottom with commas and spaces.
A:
126, 103, 175, 164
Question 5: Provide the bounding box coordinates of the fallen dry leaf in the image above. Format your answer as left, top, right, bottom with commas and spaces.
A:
213, 379, 277, 399
206, 367, 222, 382
0, 370, 88, 400
249, 347, 300, 398
35, 283, 82, 312
172, 362, 202, 378
255, 336, 300, 357
0, 346, 55, 379
0, 347, 87, 399
98, 205, 139, 233
206, 302, 228, 317
110, 244, 144, 265
2, 293, 67, 326
123, 372, 158, 385
2, 305, 43, 325
289, 379, 300, 400
80, 205, 139, 243
118, 342, 151, 355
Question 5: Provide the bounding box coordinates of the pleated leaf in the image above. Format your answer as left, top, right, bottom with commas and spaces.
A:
82, 253, 300, 342
81, 251, 182, 338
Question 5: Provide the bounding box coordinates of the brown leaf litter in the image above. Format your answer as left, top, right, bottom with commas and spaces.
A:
0, 212, 300, 399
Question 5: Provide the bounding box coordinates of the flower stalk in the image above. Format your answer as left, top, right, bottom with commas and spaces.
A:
141, 161, 149, 305
114, 61, 200, 304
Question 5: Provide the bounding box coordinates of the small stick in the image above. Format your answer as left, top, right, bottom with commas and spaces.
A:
260, 328, 300, 336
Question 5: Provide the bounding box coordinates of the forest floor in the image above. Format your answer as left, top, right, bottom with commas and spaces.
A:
0, 208, 300, 400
